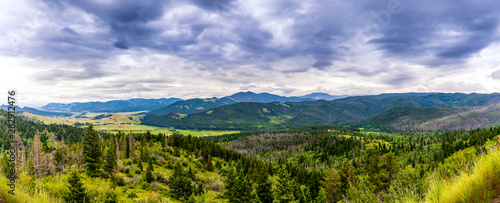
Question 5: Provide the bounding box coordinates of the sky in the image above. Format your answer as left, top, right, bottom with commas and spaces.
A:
1, 0, 500, 107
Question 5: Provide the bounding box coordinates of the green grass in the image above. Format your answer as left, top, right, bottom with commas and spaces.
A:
425, 143, 500, 202
21, 112, 238, 136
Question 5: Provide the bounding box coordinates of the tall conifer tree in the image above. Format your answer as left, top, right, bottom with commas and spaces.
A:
83, 125, 101, 177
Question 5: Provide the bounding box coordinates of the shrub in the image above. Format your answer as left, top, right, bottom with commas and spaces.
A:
128, 192, 138, 198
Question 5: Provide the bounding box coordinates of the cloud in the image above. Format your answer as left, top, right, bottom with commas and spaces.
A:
32, 66, 111, 83
2, 0, 500, 105
491, 70, 500, 80
367, 0, 500, 66
189, 0, 236, 11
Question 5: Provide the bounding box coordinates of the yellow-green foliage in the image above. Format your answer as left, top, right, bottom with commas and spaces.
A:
0, 173, 64, 203
426, 148, 500, 203
436, 148, 477, 180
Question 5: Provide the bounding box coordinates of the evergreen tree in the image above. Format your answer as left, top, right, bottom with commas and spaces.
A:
256, 176, 273, 203
339, 161, 355, 195
0, 153, 10, 177
322, 168, 342, 202
293, 182, 306, 203
378, 152, 399, 191
273, 166, 298, 203
314, 187, 327, 203
148, 158, 154, 172
225, 170, 253, 203
367, 150, 380, 189
187, 167, 195, 180
140, 141, 150, 162
104, 140, 117, 175
303, 187, 312, 203
83, 125, 101, 177
169, 162, 193, 200
195, 182, 205, 195
63, 169, 87, 203
54, 148, 63, 173
137, 161, 143, 172
206, 155, 214, 171
187, 193, 196, 203
125, 136, 130, 158
145, 159, 154, 183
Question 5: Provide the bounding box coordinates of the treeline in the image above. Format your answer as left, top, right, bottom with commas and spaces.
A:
205, 125, 359, 143
0, 109, 86, 149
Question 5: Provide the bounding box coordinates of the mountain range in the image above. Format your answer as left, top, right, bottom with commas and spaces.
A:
41, 98, 182, 113
0, 105, 73, 117
142, 93, 500, 130
148, 91, 342, 116
38, 92, 341, 114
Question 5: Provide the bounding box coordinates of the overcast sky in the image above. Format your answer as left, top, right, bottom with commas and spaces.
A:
1, 0, 500, 107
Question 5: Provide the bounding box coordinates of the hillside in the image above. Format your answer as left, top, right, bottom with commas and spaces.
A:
148, 97, 239, 116
353, 106, 469, 132
0, 105, 73, 117
230, 91, 315, 103
144, 102, 298, 130
2, 109, 500, 202
143, 93, 500, 130
41, 98, 182, 113
300, 92, 347, 100
355, 104, 500, 133
148, 91, 334, 117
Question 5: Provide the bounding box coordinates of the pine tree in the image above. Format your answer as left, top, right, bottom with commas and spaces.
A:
187, 193, 196, 203
339, 161, 355, 194
128, 133, 135, 158
169, 162, 193, 200
148, 157, 154, 172
125, 135, 130, 158
378, 152, 399, 191
0, 153, 10, 177
145, 159, 154, 183
367, 150, 380, 188
273, 166, 298, 203
104, 140, 117, 175
64, 169, 87, 203
225, 170, 253, 203
303, 187, 312, 203
195, 182, 205, 195
140, 141, 150, 163
54, 148, 63, 173
314, 187, 327, 203
256, 176, 273, 203
137, 161, 143, 172
83, 125, 102, 177
205, 155, 214, 171
322, 168, 342, 202
293, 182, 306, 203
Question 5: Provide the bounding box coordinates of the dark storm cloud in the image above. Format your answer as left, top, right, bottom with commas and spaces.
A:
367, 0, 500, 66
189, 0, 236, 11
384, 73, 416, 86
33, 66, 111, 82
28, 0, 500, 75
491, 70, 500, 80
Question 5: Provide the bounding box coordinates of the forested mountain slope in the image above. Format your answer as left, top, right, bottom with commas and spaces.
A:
41, 98, 182, 113
2, 111, 500, 202
143, 93, 500, 130
147, 91, 332, 117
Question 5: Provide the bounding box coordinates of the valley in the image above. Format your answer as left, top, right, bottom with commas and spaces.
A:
2, 92, 500, 203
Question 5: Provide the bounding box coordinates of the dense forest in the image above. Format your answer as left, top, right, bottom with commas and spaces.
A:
142, 93, 500, 131
1, 108, 500, 202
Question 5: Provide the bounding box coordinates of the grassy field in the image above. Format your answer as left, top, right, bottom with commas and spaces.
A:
21, 112, 238, 136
